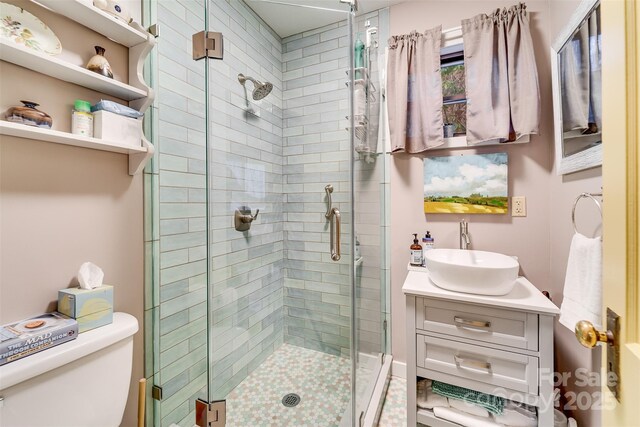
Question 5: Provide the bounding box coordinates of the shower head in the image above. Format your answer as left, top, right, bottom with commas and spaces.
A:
238, 73, 273, 100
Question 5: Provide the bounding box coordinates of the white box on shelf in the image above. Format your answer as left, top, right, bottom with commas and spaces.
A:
93, 110, 142, 148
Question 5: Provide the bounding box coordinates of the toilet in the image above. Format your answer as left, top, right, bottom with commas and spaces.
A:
0, 312, 138, 427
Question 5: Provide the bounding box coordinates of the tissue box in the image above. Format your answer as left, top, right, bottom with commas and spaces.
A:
0, 312, 78, 366
58, 285, 113, 333
93, 110, 142, 148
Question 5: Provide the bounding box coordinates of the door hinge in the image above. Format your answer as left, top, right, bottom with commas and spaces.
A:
152, 385, 163, 401
192, 31, 223, 61
148, 23, 160, 38
195, 399, 226, 427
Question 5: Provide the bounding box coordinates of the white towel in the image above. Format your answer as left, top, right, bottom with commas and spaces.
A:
417, 379, 449, 409
449, 397, 490, 418
559, 233, 603, 331
433, 407, 503, 427
494, 401, 537, 426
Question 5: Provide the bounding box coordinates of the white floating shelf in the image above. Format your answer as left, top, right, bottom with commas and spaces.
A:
35, 0, 149, 47
0, 40, 147, 101
0, 121, 154, 175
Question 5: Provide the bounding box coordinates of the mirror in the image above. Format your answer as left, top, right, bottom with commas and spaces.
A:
551, 0, 602, 175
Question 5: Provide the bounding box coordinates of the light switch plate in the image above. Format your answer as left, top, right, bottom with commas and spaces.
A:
512, 196, 526, 217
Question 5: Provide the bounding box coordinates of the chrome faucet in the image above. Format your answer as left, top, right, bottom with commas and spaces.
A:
460, 219, 471, 250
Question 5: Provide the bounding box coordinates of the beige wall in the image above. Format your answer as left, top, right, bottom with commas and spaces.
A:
389, 2, 603, 426
389, 0, 554, 363
0, 1, 144, 426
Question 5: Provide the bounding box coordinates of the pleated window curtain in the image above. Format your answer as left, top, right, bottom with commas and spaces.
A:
462, 3, 540, 144
561, 6, 601, 133
387, 27, 444, 153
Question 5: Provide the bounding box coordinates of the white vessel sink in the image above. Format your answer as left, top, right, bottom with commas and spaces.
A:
423, 249, 519, 296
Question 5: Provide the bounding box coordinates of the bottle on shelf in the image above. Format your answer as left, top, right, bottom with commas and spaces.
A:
72, 99, 93, 137
354, 34, 365, 79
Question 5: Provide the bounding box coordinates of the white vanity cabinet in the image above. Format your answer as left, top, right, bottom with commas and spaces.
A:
403, 269, 559, 427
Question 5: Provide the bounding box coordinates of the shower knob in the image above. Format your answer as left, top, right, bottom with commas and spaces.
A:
234, 207, 259, 231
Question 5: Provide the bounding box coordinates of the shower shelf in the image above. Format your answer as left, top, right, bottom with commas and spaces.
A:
0, 121, 153, 175
0, 41, 147, 101
34, 0, 149, 47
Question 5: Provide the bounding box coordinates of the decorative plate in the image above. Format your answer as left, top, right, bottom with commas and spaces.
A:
0, 2, 61, 55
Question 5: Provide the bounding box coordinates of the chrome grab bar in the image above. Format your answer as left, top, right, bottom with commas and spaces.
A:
454, 355, 492, 373
325, 184, 340, 261
329, 208, 341, 261
325, 185, 334, 219
454, 316, 491, 330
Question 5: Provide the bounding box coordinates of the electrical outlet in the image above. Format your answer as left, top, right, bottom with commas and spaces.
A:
512, 196, 526, 217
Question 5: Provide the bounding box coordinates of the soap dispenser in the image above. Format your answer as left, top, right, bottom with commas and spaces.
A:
422, 231, 434, 251
410, 233, 423, 266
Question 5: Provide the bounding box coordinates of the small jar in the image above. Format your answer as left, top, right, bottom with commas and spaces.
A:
72, 99, 93, 137
4, 101, 52, 129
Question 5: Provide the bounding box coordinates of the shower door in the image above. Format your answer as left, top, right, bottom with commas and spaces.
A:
206, 1, 359, 425
147, 0, 388, 425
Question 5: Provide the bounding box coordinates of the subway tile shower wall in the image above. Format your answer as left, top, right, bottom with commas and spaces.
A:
281, 18, 352, 359
282, 11, 385, 359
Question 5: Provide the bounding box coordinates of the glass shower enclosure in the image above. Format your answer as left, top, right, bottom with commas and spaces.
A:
144, 0, 390, 425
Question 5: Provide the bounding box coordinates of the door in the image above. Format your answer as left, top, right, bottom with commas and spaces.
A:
599, 0, 640, 423
205, 1, 359, 426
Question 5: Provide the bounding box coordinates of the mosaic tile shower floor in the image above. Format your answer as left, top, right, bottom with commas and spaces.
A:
377, 377, 407, 427
225, 344, 351, 426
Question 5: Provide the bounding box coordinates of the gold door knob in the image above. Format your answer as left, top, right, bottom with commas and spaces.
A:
575, 320, 614, 348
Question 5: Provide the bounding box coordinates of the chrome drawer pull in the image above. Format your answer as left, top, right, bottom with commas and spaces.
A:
454, 316, 491, 329
454, 355, 492, 373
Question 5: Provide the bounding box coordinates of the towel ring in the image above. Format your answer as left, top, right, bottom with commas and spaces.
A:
572, 192, 602, 238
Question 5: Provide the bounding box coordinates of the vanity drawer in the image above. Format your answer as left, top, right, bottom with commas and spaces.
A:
416, 298, 538, 351
416, 334, 538, 395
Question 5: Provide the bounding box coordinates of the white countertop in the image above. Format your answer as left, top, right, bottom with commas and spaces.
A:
402, 267, 560, 315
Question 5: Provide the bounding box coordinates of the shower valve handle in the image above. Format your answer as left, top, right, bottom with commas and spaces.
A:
234, 208, 259, 231
239, 209, 259, 223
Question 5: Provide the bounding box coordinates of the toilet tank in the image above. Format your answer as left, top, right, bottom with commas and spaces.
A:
0, 312, 138, 427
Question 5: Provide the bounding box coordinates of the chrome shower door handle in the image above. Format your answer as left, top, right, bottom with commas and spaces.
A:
330, 208, 341, 261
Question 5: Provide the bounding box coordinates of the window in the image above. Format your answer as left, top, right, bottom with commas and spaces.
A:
441, 44, 466, 136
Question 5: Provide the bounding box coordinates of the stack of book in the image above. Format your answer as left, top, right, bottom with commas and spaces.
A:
0, 312, 78, 366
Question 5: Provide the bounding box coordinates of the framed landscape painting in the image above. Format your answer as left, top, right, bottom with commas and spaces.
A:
424, 153, 508, 214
